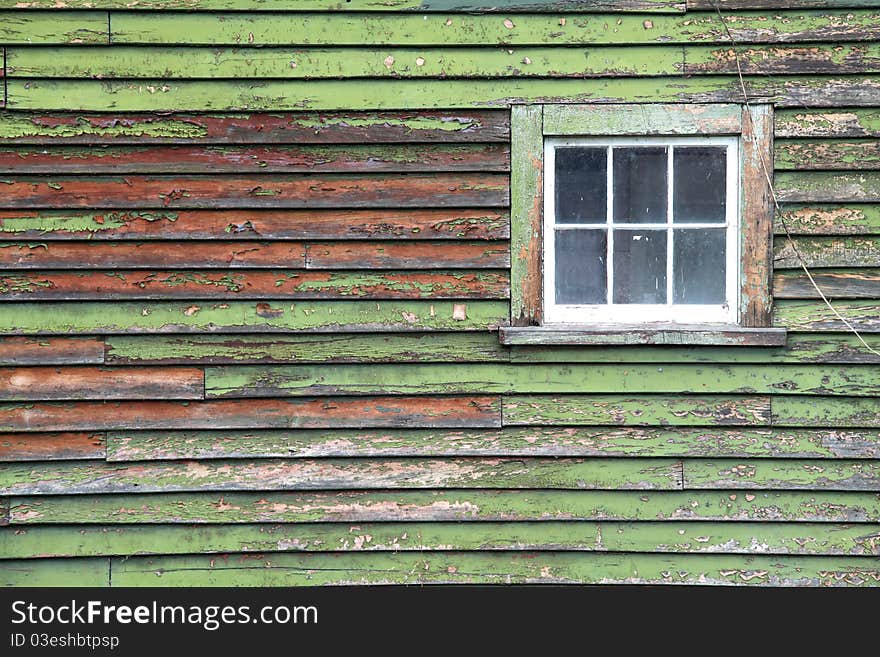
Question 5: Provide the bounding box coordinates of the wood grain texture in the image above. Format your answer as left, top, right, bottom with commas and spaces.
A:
0, 12, 109, 45
776, 171, 880, 202
0, 367, 204, 401
10, 490, 880, 524
774, 236, 880, 268
103, 427, 880, 461
0, 457, 684, 495
0, 174, 508, 209
682, 459, 880, 491
0, 337, 104, 366
0, 433, 105, 462
0, 0, 689, 10
0, 397, 502, 431
775, 300, 880, 331
774, 269, 880, 298
776, 139, 880, 170
775, 204, 880, 234
0, 270, 510, 301
0, 209, 511, 241
775, 108, 880, 137
0, 110, 510, 144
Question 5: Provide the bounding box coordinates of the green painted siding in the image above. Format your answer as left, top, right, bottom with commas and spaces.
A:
0, 0, 879, 587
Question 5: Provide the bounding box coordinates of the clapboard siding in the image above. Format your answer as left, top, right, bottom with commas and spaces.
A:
1, 1, 879, 588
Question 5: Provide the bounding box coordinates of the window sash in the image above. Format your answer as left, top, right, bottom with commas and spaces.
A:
543, 135, 740, 325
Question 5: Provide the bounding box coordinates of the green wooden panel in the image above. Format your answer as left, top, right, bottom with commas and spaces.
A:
0, 301, 509, 334
509, 334, 880, 364
108, 10, 880, 46
0, 0, 688, 10
8, 76, 878, 112
0, 12, 108, 45
775, 300, 880, 331
774, 268, 880, 298
503, 395, 771, 426
773, 396, 880, 427
103, 427, 880, 461
3, 522, 877, 558
683, 459, 880, 490
105, 333, 508, 365
774, 235, 880, 267
777, 171, 880, 202
1, 558, 108, 586
776, 139, 880, 170
5, 45, 684, 79
543, 102, 741, 135
776, 108, 880, 137
205, 363, 880, 397
775, 204, 880, 234
10, 490, 880, 524
108, 552, 880, 586
0, 458, 684, 495
684, 43, 880, 75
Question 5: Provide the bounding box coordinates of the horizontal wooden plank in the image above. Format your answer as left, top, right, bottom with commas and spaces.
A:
543, 102, 741, 135
683, 459, 880, 491
0, 367, 203, 401
0, 209, 511, 241
0, 432, 105, 462
0, 558, 107, 587
503, 395, 772, 426
0, 143, 510, 175
776, 139, 880, 170
774, 269, 880, 298
105, 333, 508, 365
0, 336, 104, 365
0, 300, 510, 334
106, 552, 880, 586
0, 174, 508, 209
776, 171, 880, 202
0, 457, 683, 495
774, 236, 880, 268
773, 396, 880, 427
104, 427, 880, 461
0, 241, 509, 270
688, 0, 880, 9
775, 300, 880, 331
3, 522, 877, 559
205, 363, 880, 398
10, 490, 880, 524
0, 11, 108, 45
685, 43, 880, 75
499, 325, 787, 346
5, 45, 683, 79
775, 108, 880, 137
0, 270, 510, 301
0, 0, 689, 11
775, 204, 880, 234
8, 77, 880, 111
0, 397, 502, 432
0, 111, 511, 144
109, 11, 880, 46
509, 333, 880, 365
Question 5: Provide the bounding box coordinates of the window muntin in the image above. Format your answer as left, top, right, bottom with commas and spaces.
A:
543, 135, 739, 324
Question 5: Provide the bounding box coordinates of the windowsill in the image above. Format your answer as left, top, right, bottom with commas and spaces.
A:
498, 324, 788, 346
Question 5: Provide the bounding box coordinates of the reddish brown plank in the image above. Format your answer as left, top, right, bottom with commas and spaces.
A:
0, 396, 502, 431
0, 242, 307, 269
0, 337, 104, 365
0, 241, 508, 269
0, 270, 510, 301
0, 111, 510, 144
305, 242, 511, 269
0, 209, 511, 241
0, 432, 105, 461
0, 174, 508, 209
0, 144, 510, 175
0, 367, 204, 400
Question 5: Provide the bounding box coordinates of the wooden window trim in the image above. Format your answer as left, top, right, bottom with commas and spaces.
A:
506, 102, 784, 347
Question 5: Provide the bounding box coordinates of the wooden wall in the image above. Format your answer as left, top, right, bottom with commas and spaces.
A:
1, 0, 879, 586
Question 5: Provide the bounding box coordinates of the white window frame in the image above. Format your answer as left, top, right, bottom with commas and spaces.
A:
543, 135, 740, 325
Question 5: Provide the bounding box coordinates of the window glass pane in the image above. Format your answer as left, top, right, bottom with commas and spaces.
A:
612, 147, 667, 224
673, 228, 726, 304
555, 229, 607, 304
555, 147, 607, 223
613, 229, 666, 304
673, 147, 726, 223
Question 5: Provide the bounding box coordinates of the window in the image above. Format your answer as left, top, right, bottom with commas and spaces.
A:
503, 103, 786, 346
